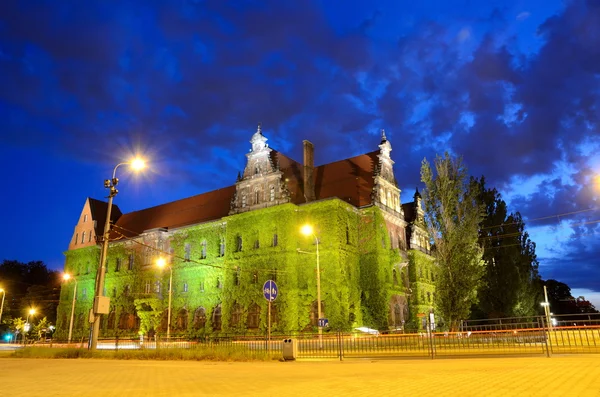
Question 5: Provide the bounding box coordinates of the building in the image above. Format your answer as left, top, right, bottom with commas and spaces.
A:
56, 126, 435, 339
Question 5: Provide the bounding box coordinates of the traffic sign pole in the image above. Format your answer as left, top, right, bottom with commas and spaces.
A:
263, 280, 278, 354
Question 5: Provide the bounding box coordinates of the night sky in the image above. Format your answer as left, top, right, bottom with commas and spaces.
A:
1, 1, 599, 305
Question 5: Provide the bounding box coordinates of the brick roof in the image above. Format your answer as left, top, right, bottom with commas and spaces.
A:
97, 150, 380, 241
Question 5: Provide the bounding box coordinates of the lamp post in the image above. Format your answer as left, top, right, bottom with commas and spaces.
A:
156, 257, 173, 340
300, 224, 323, 348
542, 285, 553, 330
90, 158, 146, 351
0, 288, 5, 325
24, 308, 36, 345
63, 274, 77, 344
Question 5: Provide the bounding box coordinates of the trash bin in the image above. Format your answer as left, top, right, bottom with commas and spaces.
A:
282, 338, 297, 360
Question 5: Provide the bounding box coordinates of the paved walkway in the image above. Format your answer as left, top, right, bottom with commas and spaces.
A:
2, 355, 600, 396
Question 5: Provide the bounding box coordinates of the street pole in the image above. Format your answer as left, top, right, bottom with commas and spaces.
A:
315, 234, 323, 349
543, 285, 552, 330
167, 266, 173, 340
268, 300, 271, 352
68, 280, 77, 344
0, 289, 5, 325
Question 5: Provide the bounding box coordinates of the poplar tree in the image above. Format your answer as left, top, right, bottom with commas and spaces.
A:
421, 153, 485, 330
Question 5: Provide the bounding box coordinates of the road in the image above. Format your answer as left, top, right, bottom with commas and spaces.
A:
1, 354, 599, 396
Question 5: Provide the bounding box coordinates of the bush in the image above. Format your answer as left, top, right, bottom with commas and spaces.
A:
11, 346, 276, 362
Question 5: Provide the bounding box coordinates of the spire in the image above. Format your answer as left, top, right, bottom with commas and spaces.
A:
257, 122, 262, 135
237, 171, 242, 182
380, 129, 387, 144
414, 187, 422, 200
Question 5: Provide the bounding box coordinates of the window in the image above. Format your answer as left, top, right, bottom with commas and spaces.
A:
236, 235, 243, 252
84, 214, 88, 222
393, 268, 399, 286
254, 239, 260, 249
89, 230, 92, 242
420, 291, 425, 302
389, 232, 394, 248
219, 238, 225, 257
201, 240, 207, 259
116, 258, 122, 272
75, 233, 78, 245
184, 243, 191, 261
81, 231, 86, 244
427, 292, 431, 302
200, 280, 205, 292
193, 307, 206, 329
155, 281, 161, 293
217, 278, 223, 289
252, 271, 258, 284
145, 281, 151, 294
212, 305, 222, 331
242, 193, 247, 208
231, 303, 242, 326
346, 226, 350, 245
183, 282, 188, 293
272, 233, 278, 247
128, 254, 134, 270
255, 189, 260, 204
387, 191, 391, 207
270, 185, 275, 201
255, 165, 260, 175
176, 309, 188, 330
271, 304, 279, 324
82, 288, 87, 300
247, 303, 260, 329
234, 267, 240, 286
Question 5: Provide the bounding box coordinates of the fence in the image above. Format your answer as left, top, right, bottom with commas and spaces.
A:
28, 314, 600, 360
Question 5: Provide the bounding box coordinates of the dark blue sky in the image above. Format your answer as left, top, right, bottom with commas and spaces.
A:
1, 0, 599, 304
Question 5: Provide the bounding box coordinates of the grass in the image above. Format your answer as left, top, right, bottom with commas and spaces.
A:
10, 346, 278, 362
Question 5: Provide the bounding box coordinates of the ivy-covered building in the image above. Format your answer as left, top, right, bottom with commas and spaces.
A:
56, 126, 435, 339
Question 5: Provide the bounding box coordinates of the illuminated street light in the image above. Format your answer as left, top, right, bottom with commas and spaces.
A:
0, 288, 5, 326
24, 308, 36, 345
156, 257, 173, 340
90, 157, 147, 351
63, 273, 77, 344
541, 285, 552, 330
300, 224, 323, 348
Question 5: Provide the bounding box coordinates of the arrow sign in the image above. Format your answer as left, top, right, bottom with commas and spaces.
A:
263, 280, 278, 302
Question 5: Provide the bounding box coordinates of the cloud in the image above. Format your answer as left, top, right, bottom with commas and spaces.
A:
516, 11, 531, 21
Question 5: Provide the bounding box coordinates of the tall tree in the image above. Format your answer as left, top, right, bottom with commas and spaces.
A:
421, 153, 485, 330
474, 177, 542, 318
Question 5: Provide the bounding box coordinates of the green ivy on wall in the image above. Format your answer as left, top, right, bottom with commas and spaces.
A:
57, 198, 434, 338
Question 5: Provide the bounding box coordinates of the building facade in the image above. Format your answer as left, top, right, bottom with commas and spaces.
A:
56, 127, 435, 339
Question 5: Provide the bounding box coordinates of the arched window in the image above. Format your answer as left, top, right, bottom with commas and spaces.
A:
177, 309, 188, 330
193, 307, 206, 329
201, 240, 207, 259
247, 303, 260, 329
242, 193, 247, 207
254, 188, 260, 204
270, 186, 275, 201
231, 303, 242, 326
387, 191, 391, 207
393, 304, 402, 326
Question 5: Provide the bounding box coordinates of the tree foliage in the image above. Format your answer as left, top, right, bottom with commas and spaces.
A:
473, 177, 542, 318
421, 153, 485, 330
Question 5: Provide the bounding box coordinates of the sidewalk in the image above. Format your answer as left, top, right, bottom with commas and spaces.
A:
2, 355, 599, 396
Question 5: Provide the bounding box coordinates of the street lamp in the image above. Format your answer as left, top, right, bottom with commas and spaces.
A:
0, 288, 5, 325
156, 257, 173, 340
300, 224, 323, 347
24, 308, 36, 345
90, 157, 146, 351
541, 284, 553, 330
63, 274, 77, 344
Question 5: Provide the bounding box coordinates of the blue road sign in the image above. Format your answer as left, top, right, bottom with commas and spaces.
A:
318, 318, 329, 327
263, 280, 278, 302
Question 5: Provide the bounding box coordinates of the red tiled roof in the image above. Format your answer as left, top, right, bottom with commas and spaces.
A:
313, 151, 378, 207
110, 186, 236, 239
101, 150, 381, 241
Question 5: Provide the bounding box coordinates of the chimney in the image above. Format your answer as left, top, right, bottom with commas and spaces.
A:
303, 140, 316, 202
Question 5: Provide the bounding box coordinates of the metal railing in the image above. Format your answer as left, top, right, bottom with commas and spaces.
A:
27, 314, 600, 359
